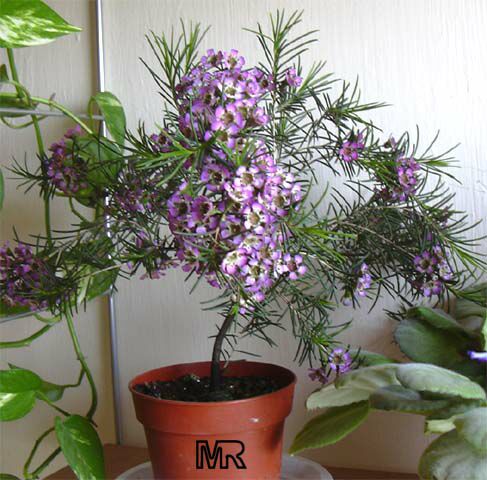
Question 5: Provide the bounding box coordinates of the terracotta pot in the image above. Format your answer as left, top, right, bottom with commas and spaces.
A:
129, 360, 296, 479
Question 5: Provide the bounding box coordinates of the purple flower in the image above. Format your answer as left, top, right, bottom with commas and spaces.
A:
339, 132, 364, 163
413, 245, 453, 297
467, 351, 487, 362
308, 367, 328, 384
392, 156, 420, 201
0, 242, 53, 311
200, 163, 230, 192
355, 263, 372, 297
328, 348, 352, 373
285, 67, 303, 88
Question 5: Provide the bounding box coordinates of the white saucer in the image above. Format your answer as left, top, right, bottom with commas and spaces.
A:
117, 455, 333, 479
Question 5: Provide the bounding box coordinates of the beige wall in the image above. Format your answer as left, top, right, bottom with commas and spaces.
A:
1, 0, 486, 476
103, 0, 486, 474
0, 1, 115, 477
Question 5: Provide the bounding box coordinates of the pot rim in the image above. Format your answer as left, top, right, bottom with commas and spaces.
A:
129, 360, 297, 407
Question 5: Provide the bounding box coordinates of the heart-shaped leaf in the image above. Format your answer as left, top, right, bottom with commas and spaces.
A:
419, 430, 487, 480
0, 368, 41, 421
397, 364, 486, 400
55, 415, 105, 480
454, 407, 487, 453
290, 401, 370, 454
0, 0, 81, 48
91, 92, 126, 146
307, 383, 370, 410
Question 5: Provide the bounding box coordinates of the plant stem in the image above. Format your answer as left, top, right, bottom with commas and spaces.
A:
23, 427, 55, 479
65, 311, 98, 419
210, 309, 236, 392
0, 324, 52, 348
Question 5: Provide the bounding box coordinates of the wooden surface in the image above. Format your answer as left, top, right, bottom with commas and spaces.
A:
46, 444, 418, 480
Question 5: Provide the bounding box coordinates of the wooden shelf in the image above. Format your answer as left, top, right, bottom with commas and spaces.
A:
46, 444, 418, 479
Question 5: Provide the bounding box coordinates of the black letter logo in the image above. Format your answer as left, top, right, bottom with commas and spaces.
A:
196, 440, 246, 469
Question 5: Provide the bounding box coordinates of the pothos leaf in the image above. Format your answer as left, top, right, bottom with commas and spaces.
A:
0, 0, 81, 48
55, 415, 105, 480
91, 92, 126, 146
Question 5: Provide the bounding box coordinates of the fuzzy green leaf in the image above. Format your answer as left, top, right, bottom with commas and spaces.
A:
290, 401, 370, 454
369, 385, 451, 414
454, 407, 487, 453
394, 318, 483, 380
397, 364, 486, 401
407, 306, 474, 336
91, 92, 126, 146
307, 383, 370, 410
350, 349, 397, 366
335, 364, 400, 391
0, 0, 81, 48
419, 430, 487, 480
0, 474, 21, 479
55, 415, 105, 480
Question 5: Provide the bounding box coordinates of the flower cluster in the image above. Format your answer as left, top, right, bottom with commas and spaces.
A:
0, 242, 51, 311
44, 125, 88, 195
175, 49, 274, 148
339, 132, 364, 163
391, 155, 420, 201
164, 50, 306, 305
413, 245, 453, 297
355, 262, 372, 297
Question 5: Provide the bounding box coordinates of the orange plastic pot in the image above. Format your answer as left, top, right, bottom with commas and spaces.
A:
129, 361, 296, 479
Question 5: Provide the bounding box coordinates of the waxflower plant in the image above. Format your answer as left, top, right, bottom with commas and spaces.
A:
0, 2, 485, 478
293, 284, 487, 480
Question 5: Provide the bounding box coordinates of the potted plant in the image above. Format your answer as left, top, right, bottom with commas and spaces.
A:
1, 2, 485, 479
292, 284, 487, 479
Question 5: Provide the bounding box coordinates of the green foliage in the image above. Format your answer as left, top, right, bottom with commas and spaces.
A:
396, 364, 486, 401
350, 349, 397, 366
0, 369, 40, 421
90, 92, 126, 146
419, 430, 487, 480
454, 408, 487, 453
300, 286, 487, 479
369, 385, 451, 414
395, 306, 485, 381
0, 0, 80, 48
55, 415, 105, 480
307, 383, 370, 409
290, 401, 369, 455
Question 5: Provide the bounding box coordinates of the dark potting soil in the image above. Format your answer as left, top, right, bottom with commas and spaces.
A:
134, 374, 282, 402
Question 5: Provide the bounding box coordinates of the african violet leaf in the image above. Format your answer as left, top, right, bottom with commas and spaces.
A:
369, 385, 451, 415
454, 407, 487, 453
0, 0, 81, 48
0, 368, 41, 421
349, 348, 397, 366
290, 401, 370, 455
0, 473, 21, 479
394, 317, 484, 381
419, 430, 487, 480
335, 364, 400, 392
407, 306, 475, 336
91, 92, 126, 146
55, 415, 105, 480
396, 364, 486, 401
307, 383, 370, 410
